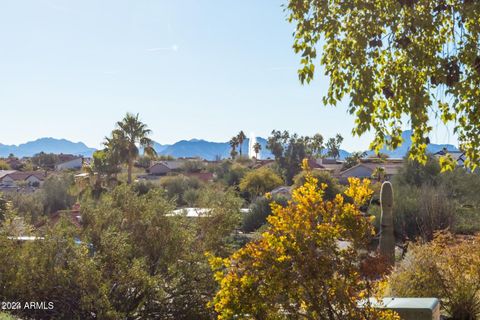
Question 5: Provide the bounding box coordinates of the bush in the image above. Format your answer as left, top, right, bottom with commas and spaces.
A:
239, 167, 283, 199
132, 180, 158, 195
0, 160, 10, 170
388, 232, 480, 319
6, 174, 75, 223
210, 172, 397, 319
392, 157, 480, 238
183, 188, 200, 206
182, 160, 205, 173
0, 194, 7, 220
159, 175, 202, 206
196, 187, 243, 256
214, 161, 250, 187
135, 156, 153, 169
6, 193, 44, 224
293, 170, 343, 201
41, 174, 76, 214
394, 184, 455, 241
241, 196, 288, 233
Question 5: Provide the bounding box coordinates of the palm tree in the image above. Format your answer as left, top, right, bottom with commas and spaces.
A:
108, 113, 156, 184
253, 142, 262, 159
310, 133, 324, 158
237, 131, 247, 156
326, 134, 344, 159
229, 136, 239, 159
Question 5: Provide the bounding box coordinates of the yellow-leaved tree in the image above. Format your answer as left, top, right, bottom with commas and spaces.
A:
209, 160, 398, 320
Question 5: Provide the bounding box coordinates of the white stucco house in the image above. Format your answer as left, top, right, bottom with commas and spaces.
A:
55, 157, 83, 171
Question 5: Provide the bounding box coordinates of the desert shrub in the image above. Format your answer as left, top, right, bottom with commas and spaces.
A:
0, 222, 111, 319
81, 185, 239, 318
0, 185, 225, 319
394, 184, 455, 241
183, 188, 200, 207
133, 180, 158, 195
239, 167, 283, 199
393, 157, 480, 238
293, 170, 344, 201
0, 160, 10, 170
196, 187, 243, 256
134, 155, 153, 169
388, 232, 480, 319
41, 174, 76, 214
0, 313, 17, 320
159, 175, 202, 206
6, 193, 44, 224
394, 156, 442, 187
0, 194, 7, 221
182, 160, 205, 173
214, 161, 250, 187
233, 156, 253, 166
5, 174, 75, 222
241, 195, 288, 233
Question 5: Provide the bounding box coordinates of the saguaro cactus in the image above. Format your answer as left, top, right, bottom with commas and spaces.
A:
379, 181, 395, 267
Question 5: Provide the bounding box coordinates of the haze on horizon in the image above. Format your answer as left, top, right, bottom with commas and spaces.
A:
0, 0, 457, 150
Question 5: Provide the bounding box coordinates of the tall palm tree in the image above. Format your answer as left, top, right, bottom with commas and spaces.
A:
253, 142, 262, 159
326, 134, 344, 159
229, 136, 239, 159
237, 131, 247, 156
109, 113, 156, 184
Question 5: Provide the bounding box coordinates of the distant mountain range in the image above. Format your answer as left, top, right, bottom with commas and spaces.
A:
365, 130, 458, 158
0, 130, 459, 160
153, 138, 274, 160
0, 138, 96, 158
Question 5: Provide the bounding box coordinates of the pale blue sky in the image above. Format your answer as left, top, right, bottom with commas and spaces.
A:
0, 0, 456, 150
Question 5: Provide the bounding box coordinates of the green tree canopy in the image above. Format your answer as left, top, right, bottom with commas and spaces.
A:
287, 0, 480, 169
106, 113, 156, 184
239, 167, 284, 198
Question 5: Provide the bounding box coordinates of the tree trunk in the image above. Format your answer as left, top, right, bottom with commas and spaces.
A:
127, 158, 133, 184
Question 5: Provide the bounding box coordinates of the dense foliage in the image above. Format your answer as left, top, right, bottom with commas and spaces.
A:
239, 167, 283, 199
266, 130, 342, 184
287, 0, 480, 169
390, 156, 480, 239
241, 195, 288, 233
159, 175, 203, 206
210, 162, 398, 319
388, 232, 480, 319
6, 174, 75, 224
0, 183, 243, 319
293, 169, 344, 201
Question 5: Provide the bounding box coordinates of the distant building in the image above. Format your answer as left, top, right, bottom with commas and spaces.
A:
148, 160, 184, 176
0, 170, 17, 180
0, 171, 47, 188
313, 158, 345, 177
55, 157, 83, 171
338, 162, 403, 183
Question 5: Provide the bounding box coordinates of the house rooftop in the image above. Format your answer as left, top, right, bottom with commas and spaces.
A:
0, 170, 17, 179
